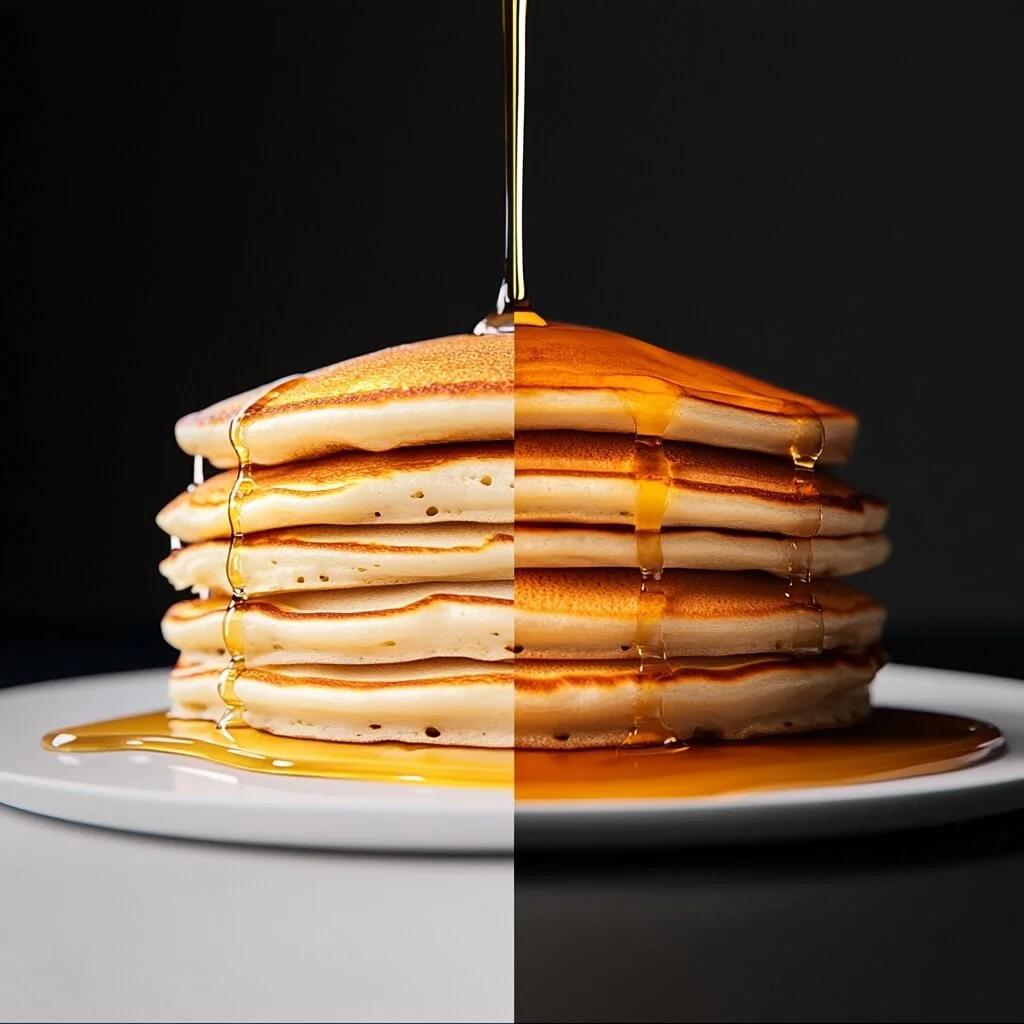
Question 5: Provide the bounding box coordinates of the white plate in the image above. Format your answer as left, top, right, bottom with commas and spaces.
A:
0, 670, 512, 852
1, 663, 1023, 851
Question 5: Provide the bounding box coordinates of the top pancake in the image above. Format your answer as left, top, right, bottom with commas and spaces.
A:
516, 323, 858, 464
176, 334, 514, 468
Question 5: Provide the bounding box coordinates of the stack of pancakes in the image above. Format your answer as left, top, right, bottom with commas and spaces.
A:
156, 335, 518, 746
155, 325, 889, 750
512, 323, 889, 748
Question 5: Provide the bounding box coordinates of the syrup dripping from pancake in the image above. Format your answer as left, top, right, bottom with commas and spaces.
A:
783, 413, 826, 654
619, 387, 675, 746
217, 375, 305, 729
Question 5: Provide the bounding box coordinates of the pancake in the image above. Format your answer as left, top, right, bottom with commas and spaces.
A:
515, 432, 887, 536
169, 646, 881, 749
515, 323, 857, 464
160, 523, 514, 595
176, 334, 513, 468
157, 443, 513, 543
169, 657, 514, 747
514, 525, 891, 576
162, 582, 513, 664
158, 323, 888, 753
514, 646, 885, 748
513, 569, 885, 658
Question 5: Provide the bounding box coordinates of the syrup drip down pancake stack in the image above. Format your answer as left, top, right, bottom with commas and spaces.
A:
155, 326, 889, 750
157, 335, 518, 746
512, 323, 889, 748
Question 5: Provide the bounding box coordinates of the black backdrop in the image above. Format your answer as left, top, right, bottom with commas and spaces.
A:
2, 0, 1021, 686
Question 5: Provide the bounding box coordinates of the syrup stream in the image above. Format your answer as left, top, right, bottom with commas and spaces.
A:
475, 0, 546, 335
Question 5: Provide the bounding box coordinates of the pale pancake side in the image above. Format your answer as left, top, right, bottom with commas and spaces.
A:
513, 569, 885, 658
514, 646, 884, 747
515, 324, 857, 464
515, 524, 891, 576
160, 523, 514, 595
169, 658, 514, 748
158, 443, 513, 543
162, 582, 513, 664
177, 334, 513, 468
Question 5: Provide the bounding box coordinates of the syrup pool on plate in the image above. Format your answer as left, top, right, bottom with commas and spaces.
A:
44, 712, 513, 788
42, 708, 1002, 799
513, 708, 1004, 800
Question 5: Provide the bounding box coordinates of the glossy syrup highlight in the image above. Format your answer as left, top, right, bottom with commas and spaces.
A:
44, 712, 512, 787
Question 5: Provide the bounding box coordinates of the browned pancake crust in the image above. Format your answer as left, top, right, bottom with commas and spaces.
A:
514, 645, 887, 692
515, 431, 882, 515
164, 590, 512, 626
514, 568, 880, 621
164, 524, 513, 557
161, 441, 511, 517
188, 334, 512, 431
174, 664, 515, 690
515, 323, 855, 421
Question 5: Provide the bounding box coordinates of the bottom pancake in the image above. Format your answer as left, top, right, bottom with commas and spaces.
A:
169, 657, 515, 748
514, 646, 885, 749
170, 646, 883, 749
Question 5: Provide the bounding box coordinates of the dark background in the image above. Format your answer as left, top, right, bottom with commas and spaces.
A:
2, 1, 1021, 688
3, 5, 1024, 1023
2, 1, 1021, 685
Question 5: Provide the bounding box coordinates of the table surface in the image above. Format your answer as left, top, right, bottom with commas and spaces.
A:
516, 807, 1024, 1024
7, 766, 1024, 1022
0, 804, 513, 1023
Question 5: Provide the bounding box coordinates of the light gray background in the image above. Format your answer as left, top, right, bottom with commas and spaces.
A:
0, 807, 513, 1023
